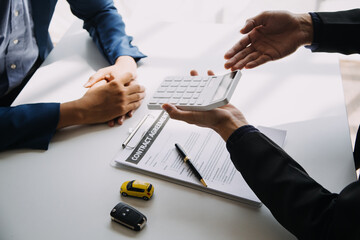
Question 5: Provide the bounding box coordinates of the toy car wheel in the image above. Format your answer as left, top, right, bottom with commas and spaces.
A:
142, 196, 149, 200
122, 192, 127, 197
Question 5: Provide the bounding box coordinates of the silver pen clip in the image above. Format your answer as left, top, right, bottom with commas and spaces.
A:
122, 114, 152, 149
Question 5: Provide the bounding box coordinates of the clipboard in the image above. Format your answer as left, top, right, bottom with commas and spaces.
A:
112, 110, 286, 207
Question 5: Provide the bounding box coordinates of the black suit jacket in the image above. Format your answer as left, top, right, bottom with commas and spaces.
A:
312, 9, 360, 54
227, 130, 360, 239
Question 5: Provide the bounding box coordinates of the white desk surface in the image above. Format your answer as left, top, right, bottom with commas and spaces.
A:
0, 20, 356, 240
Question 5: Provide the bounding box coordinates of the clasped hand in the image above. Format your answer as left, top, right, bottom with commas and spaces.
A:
84, 56, 144, 127
57, 56, 145, 129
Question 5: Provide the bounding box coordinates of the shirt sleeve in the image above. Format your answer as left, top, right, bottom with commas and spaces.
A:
306, 9, 360, 54
0, 103, 60, 151
226, 129, 360, 239
67, 0, 146, 64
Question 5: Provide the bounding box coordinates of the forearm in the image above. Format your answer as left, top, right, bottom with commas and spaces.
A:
226, 131, 338, 239
0, 103, 59, 151
114, 55, 137, 76
308, 9, 360, 54
68, 0, 146, 64
57, 101, 85, 129
212, 117, 245, 141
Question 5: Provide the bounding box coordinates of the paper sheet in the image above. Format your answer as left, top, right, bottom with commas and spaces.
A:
114, 111, 287, 206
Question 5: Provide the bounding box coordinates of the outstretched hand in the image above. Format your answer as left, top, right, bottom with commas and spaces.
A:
224, 11, 313, 70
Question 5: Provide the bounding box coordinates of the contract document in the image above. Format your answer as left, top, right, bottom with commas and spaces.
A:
113, 111, 286, 207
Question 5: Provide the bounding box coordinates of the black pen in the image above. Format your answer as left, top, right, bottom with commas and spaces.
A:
175, 143, 207, 187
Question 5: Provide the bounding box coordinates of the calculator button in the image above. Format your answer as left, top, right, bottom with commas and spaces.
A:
187, 87, 197, 93
180, 81, 188, 87
179, 99, 189, 105
158, 87, 167, 92
174, 77, 183, 81
176, 87, 187, 93
173, 93, 183, 99
161, 82, 170, 87
169, 98, 179, 104
167, 87, 176, 93
149, 98, 158, 104
183, 93, 193, 99
196, 87, 204, 93
190, 82, 199, 87
154, 93, 172, 98
158, 99, 168, 104
183, 77, 191, 82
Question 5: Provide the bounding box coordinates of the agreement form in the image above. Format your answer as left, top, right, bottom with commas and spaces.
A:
114, 111, 286, 206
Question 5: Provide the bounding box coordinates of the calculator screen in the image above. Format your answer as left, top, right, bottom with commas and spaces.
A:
211, 73, 233, 102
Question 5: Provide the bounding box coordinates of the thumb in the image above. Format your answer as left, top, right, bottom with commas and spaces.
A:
162, 103, 185, 121
91, 79, 107, 89
241, 12, 267, 34
241, 18, 257, 34
118, 72, 135, 85
84, 71, 109, 88
162, 103, 177, 116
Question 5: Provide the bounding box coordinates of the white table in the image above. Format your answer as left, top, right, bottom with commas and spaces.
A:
0, 20, 356, 240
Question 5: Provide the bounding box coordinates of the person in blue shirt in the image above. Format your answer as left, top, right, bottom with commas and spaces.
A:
163, 9, 360, 239
0, 0, 146, 151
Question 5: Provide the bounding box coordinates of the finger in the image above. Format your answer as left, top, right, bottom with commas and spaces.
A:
125, 79, 139, 87
85, 70, 107, 88
245, 54, 272, 69
108, 119, 115, 127
241, 18, 257, 34
232, 51, 262, 71
122, 101, 142, 114
126, 92, 146, 104
240, 12, 267, 34
224, 35, 252, 60
190, 70, 198, 76
91, 79, 107, 89
118, 72, 135, 85
127, 110, 134, 118
126, 83, 146, 95
117, 115, 125, 125
162, 103, 198, 124
207, 70, 215, 76
225, 46, 255, 70
162, 103, 185, 120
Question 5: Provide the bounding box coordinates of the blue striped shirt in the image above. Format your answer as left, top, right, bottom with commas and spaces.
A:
0, 0, 39, 97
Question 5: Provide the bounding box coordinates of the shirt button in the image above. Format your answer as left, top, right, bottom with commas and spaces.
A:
10, 64, 17, 69
14, 11, 19, 16
13, 39, 19, 45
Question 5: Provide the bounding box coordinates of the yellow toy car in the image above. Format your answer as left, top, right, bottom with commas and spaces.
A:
120, 180, 154, 200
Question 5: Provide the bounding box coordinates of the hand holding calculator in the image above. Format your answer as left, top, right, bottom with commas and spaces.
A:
147, 70, 241, 111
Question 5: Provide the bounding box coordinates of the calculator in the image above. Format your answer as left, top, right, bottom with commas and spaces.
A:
147, 70, 241, 111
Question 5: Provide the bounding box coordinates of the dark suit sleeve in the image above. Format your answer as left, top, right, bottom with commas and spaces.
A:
67, 0, 146, 64
226, 127, 360, 239
0, 103, 60, 151
308, 9, 360, 54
